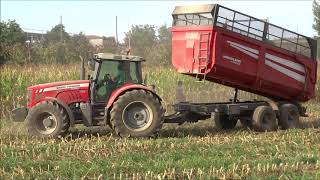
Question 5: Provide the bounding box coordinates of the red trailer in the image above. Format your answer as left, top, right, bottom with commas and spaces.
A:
171, 4, 318, 102
168, 4, 318, 131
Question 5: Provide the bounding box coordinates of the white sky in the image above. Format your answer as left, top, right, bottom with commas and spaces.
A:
1, 1, 317, 42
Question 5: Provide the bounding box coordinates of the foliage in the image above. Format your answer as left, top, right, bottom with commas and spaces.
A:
145, 25, 172, 66
102, 36, 119, 54
0, 64, 319, 120
66, 32, 94, 63
124, 24, 172, 66
313, 0, 320, 35
0, 20, 25, 45
0, 20, 172, 66
0, 21, 96, 65
46, 24, 70, 43
0, 20, 27, 65
124, 25, 156, 58
0, 64, 319, 179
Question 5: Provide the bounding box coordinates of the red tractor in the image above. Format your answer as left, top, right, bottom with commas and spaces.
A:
12, 53, 165, 137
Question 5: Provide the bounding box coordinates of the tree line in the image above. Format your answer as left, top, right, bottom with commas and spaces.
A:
0, 21, 171, 66
1, 1, 319, 66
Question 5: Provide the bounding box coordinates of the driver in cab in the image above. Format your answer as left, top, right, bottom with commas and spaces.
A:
96, 63, 126, 101
101, 63, 126, 88
109, 63, 125, 87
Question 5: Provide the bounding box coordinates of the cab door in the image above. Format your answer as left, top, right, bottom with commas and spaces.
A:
94, 60, 123, 103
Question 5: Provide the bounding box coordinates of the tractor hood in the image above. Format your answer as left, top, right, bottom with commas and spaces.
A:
26, 80, 90, 108
27, 80, 89, 92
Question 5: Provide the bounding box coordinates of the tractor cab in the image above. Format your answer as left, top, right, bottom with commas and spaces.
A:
88, 53, 145, 104
78, 52, 163, 133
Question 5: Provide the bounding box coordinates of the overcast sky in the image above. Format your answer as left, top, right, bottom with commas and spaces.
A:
1, 1, 317, 42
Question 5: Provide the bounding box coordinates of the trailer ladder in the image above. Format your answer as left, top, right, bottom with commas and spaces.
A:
196, 32, 211, 81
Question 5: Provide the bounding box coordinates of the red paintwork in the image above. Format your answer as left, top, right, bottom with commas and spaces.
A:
171, 26, 317, 102
106, 83, 157, 109
27, 80, 155, 110
27, 80, 89, 108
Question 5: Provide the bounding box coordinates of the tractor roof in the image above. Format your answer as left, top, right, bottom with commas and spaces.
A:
94, 53, 145, 62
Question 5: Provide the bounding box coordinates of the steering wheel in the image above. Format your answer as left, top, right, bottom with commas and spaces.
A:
103, 73, 113, 84
96, 73, 112, 90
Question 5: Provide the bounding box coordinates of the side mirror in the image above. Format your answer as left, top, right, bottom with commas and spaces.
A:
88, 59, 95, 71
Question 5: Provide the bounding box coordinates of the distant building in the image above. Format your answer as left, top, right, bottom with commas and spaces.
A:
86, 35, 103, 48
24, 31, 46, 43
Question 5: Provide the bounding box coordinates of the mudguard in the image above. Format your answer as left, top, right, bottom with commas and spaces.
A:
104, 84, 163, 126
106, 83, 162, 109
44, 97, 76, 126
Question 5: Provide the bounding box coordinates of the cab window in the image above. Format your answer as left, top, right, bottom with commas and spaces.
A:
94, 60, 142, 102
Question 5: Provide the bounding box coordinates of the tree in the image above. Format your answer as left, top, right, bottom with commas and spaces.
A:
45, 24, 71, 64
102, 36, 118, 54
123, 24, 172, 66
46, 24, 70, 43
66, 32, 94, 63
313, 0, 320, 35
0, 20, 27, 65
0, 20, 25, 45
124, 25, 156, 58
145, 25, 172, 66
158, 25, 171, 43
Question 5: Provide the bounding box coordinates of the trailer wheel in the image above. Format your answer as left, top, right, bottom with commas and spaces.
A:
279, 104, 300, 129
240, 118, 253, 129
213, 113, 237, 130
26, 101, 70, 138
252, 106, 277, 132
110, 90, 164, 137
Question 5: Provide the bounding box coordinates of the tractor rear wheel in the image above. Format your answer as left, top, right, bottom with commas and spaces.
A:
26, 101, 70, 138
252, 106, 277, 132
278, 104, 300, 129
213, 113, 238, 130
110, 90, 164, 137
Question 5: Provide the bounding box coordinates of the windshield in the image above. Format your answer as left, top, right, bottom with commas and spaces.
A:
93, 60, 143, 102
96, 61, 142, 84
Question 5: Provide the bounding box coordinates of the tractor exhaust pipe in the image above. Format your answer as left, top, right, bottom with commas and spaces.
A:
79, 56, 85, 80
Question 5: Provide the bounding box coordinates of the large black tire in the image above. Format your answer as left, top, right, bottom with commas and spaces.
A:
252, 106, 277, 132
110, 90, 164, 137
214, 113, 237, 130
26, 101, 70, 138
278, 104, 300, 129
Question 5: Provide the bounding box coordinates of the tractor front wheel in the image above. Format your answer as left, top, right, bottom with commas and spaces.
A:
110, 90, 164, 137
26, 101, 70, 138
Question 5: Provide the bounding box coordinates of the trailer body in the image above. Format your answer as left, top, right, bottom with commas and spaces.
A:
171, 4, 318, 102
